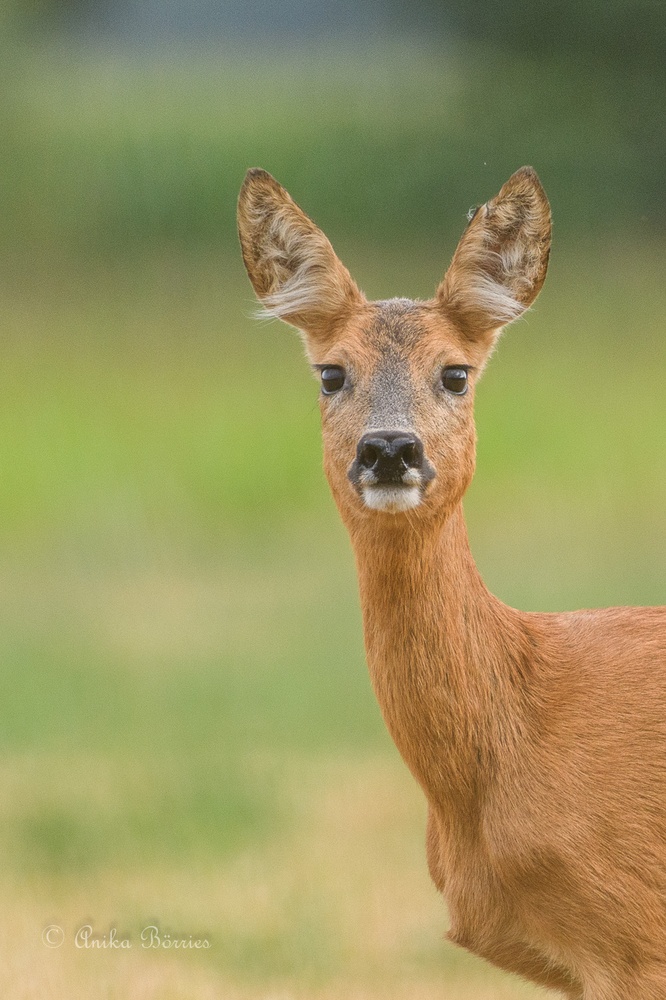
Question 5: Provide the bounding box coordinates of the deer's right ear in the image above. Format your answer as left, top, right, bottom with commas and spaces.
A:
237, 169, 364, 347
436, 167, 551, 351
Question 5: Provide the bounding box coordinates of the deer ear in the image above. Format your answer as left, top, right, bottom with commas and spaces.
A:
237, 169, 364, 343
436, 167, 551, 347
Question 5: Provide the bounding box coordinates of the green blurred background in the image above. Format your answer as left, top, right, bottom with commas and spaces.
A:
0, 3, 664, 997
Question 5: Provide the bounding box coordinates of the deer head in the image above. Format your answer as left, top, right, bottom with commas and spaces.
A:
238, 168, 551, 529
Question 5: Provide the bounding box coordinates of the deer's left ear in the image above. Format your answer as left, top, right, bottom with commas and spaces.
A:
237, 169, 364, 345
436, 167, 551, 348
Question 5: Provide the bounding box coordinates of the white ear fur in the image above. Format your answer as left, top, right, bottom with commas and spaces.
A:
238, 169, 363, 339
437, 166, 551, 344
253, 216, 346, 323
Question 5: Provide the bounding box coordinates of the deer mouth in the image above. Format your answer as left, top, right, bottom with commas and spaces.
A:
361, 482, 423, 513
352, 464, 428, 513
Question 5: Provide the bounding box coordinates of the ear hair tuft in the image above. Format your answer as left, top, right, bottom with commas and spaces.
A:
438, 167, 551, 344
238, 169, 363, 338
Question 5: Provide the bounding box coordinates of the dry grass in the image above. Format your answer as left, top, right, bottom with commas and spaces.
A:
0, 754, 543, 999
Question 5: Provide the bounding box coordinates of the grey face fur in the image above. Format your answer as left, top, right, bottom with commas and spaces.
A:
365, 300, 422, 431
346, 300, 436, 513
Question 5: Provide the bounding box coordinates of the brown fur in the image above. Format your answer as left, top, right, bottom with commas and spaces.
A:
237, 168, 363, 344
238, 167, 666, 999
438, 166, 551, 342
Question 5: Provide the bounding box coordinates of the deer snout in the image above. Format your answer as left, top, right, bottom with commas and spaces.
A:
348, 432, 435, 512
356, 432, 424, 484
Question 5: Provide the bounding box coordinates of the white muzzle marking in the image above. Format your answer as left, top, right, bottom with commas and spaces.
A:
362, 485, 422, 513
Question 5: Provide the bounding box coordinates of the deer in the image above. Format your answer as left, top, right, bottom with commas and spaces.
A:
237, 166, 666, 999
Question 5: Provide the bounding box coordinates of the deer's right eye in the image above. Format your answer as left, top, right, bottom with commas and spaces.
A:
321, 367, 346, 394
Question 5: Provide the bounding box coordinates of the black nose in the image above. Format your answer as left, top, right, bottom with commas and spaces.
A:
356, 431, 424, 482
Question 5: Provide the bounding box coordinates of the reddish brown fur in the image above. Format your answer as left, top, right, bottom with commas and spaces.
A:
238, 168, 666, 999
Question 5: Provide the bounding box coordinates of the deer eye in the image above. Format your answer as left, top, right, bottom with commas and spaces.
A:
441, 367, 468, 395
321, 367, 345, 394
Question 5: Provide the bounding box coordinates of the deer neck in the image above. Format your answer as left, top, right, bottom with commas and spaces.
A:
349, 503, 531, 816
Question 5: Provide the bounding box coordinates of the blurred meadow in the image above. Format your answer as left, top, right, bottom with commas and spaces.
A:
0, 4, 665, 998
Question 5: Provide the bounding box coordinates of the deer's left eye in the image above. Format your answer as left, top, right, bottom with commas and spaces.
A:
321, 367, 346, 394
441, 367, 469, 395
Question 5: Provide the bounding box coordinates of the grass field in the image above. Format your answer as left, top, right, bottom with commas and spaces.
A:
0, 34, 664, 998
0, 235, 664, 998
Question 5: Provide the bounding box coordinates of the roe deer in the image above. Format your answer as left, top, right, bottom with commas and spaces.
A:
237, 166, 666, 999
